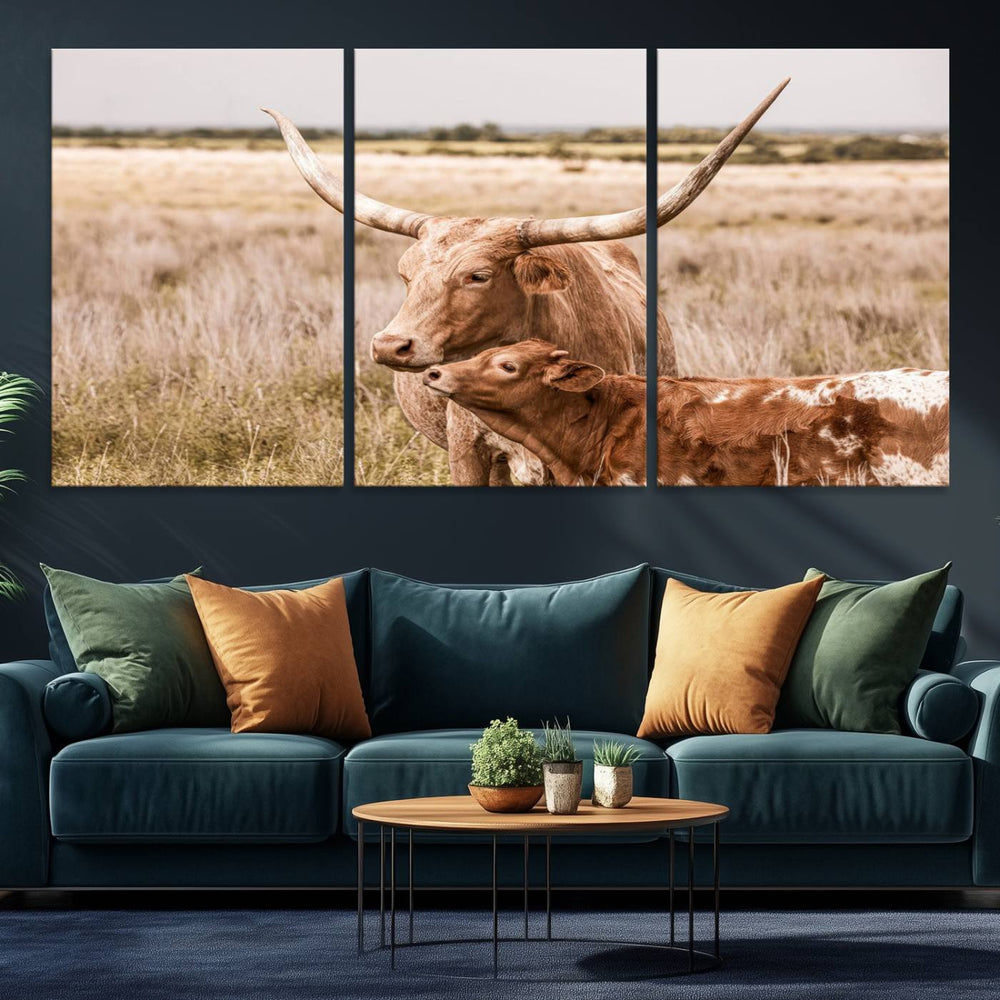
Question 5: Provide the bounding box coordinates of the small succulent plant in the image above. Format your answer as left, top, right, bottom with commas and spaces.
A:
593, 739, 642, 768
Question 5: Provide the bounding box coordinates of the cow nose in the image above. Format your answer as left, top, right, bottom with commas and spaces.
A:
426, 368, 442, 381
371, 331, 414, 364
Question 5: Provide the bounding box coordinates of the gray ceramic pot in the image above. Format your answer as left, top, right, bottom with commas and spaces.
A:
543, 760, 583, 814
592, 764, 634, 808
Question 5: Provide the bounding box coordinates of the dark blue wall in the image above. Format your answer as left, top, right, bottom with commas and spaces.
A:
2, 2, 995, 660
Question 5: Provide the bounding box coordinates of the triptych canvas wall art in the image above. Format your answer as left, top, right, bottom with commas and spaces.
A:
51, 49, 345, 486
51, 48, 948, 488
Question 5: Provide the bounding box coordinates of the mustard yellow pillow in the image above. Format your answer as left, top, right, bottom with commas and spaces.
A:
637, 576, 824, 738
186, 575, 371, 742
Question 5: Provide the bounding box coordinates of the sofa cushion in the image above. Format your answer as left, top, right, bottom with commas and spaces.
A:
43, 671, 113, 742
638, 576, 823, 738
41, 565, 230, 732
241, 570, 371, 701
187, 575, 371, 742
342, 729, 669, 838
43, 568, 372, 699
368, 566, 650, 735
49, 729, 344, 843
667, 730, 973, 844
776, 565, 951, 734
903, 669, 980, 744
651, 568, 964, 674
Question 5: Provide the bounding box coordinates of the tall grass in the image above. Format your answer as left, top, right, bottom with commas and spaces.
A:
52, 147, 344, 486
657, 161, 949, 378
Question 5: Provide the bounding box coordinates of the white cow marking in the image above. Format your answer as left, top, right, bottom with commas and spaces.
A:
849, 369, 949, 416
872, 449, 949, 486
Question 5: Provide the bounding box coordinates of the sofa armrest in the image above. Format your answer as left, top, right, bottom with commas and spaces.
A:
951, 660, 1000, 885
0, 659, 67, 886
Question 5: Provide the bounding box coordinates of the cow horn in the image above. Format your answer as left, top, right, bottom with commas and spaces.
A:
262, 108, 431, 238
517, 78, 790, 248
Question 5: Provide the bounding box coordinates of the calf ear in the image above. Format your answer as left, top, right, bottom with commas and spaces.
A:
543, 360, 606, 393
513, 253, 572, 294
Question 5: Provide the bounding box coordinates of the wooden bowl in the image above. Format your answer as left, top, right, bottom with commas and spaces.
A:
468, 783, 544, 813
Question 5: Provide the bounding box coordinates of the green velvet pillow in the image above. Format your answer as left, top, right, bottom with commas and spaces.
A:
775, 564, 951, 734
40, 565, 230, 733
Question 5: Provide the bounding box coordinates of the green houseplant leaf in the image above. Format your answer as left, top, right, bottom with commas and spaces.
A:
469, 718, 543, 788
542, 717, 578, 762
0, 373, 38, 600
593, 739, 642, 768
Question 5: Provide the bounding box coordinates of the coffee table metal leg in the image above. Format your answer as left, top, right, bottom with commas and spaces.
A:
523, 835, 529, 940
713, 821, 720, 959
491, 834, 499, 979
688, 826, 695, 972
669, 829, 675, 946
390, 827, 397, 969
379, 825, 386, 948
408, 827, 414, 945
545, 835, 552, 941
357, 819, 364, 956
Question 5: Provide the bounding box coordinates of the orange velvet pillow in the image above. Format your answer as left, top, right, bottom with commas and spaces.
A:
186, 575, 371, 742
637, 576, 824, 738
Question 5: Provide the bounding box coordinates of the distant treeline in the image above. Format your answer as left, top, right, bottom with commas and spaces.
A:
792, 135, 949, 163
51, 123, 949, 162
52, 126, 343, 139
355, 123, 647, 143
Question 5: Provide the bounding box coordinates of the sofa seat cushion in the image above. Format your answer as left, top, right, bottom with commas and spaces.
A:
668, 730, 973, 844
50, 729, 345, 844
343, 730, 669, 839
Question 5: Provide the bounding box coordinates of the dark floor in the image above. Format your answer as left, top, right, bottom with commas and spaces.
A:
1, 895, 998, 1000
4, 886, 1000, 911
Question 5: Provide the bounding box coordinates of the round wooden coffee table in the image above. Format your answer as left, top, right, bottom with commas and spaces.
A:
352, 795, 728, 980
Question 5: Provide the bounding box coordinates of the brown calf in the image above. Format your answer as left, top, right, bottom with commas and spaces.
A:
423, 340, 949, 487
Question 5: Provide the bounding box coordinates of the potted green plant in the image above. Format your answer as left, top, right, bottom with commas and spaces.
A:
592, 740, 642, 808
468, 718, 544, 813
541, 717, 582, 815
0, 373, 36, 600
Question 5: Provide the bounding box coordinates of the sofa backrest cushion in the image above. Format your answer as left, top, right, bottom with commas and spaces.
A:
651, 568, 963, 674
923, 584, 965, 671
368, 565, 651, 735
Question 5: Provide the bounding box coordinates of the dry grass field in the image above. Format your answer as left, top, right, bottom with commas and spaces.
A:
54, 140, 947, 488
657, 160, 949, 379
52, 146, 344, 486
355, 154, 947, 486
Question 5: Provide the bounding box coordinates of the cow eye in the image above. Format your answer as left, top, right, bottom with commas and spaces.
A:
468, 272, 491, 284
500, 362, 516, 373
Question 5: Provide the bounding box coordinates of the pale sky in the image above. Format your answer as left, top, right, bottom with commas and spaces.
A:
659, 49, 948, 130
51, 48, 948, 131
52, 49, 343, 128
356, 49, 645, 129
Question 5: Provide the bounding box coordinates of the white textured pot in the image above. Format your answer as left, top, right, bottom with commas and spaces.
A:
543, 761, 583, 814
592, 764, 633, 808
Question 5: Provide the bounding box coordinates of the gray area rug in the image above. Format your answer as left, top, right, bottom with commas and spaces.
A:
0, 906, 997, 999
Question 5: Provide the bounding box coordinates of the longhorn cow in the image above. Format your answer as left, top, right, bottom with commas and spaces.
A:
264, 79, 789, 484
423, 340, 949, 487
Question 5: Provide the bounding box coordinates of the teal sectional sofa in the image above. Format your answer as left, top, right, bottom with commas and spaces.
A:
1, 565, 998, 890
